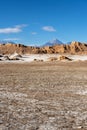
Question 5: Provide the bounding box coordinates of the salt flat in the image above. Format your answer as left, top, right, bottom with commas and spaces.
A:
1, 54, 87, 63
14, 54, 87, 62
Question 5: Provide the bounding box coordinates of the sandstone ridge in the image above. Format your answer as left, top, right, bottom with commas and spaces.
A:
0, 41, 87, 54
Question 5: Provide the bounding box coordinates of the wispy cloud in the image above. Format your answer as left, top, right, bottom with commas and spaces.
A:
0, 24, 27, 34
3, 38, 20, 41
31, 32, 37, 35
42, 26, 56, 32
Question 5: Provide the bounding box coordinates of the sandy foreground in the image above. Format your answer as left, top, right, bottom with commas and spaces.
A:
0, 55, 87, 130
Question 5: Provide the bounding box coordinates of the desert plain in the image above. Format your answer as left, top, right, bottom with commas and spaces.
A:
0, 55, 87, 130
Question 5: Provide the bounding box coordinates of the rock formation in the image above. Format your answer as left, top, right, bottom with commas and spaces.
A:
0, 41, 87, 55
58, 55, 72, 61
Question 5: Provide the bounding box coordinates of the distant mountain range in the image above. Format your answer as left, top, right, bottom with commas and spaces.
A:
0, 40, 15, 44
0, 39, 71, 46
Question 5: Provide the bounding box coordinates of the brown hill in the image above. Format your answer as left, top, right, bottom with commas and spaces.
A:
0, 41, 87, 55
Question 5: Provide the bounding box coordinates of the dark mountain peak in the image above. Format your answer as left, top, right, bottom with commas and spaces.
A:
43, 39, 63, 47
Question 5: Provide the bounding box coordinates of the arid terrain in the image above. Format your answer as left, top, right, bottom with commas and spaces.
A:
0, 41, 87, 55
0, 61, 87, 130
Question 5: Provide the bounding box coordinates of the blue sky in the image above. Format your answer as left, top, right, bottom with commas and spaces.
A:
0, 0, 87, 45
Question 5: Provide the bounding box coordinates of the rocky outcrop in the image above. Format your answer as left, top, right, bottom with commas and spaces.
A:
42, 41, 87, 54
0, 43, 40, 54
69, 41, 87, 54
0, 41, 87, 55
58, 55, 72, 61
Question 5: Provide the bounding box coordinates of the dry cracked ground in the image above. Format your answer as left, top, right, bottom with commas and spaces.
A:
0, 61, 87, 130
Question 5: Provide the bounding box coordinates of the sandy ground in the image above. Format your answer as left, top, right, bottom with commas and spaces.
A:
0, 60, 87, 130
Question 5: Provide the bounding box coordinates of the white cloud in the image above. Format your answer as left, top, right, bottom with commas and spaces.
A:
3, 38, 20, 41
31, 32, 37, 35
0, 27, 21, 33
0, 24, 27, 34
42, 26, 56, 32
